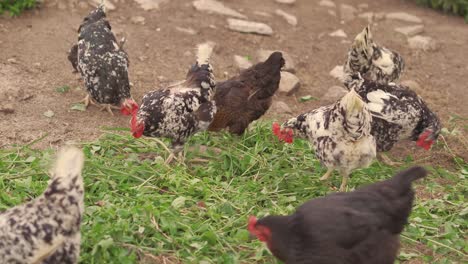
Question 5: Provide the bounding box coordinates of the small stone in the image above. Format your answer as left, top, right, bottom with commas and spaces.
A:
275, 9, 297, 26
227, 18, 273, 36
257, 49, 295, 72
33, 62, 41, 67
275, 0, 295, 4
357, 3, 368, 11
43, 110, 55, 118
319, 0, 335, 8
0, 104, 15, 114
183, 51, 192, 57
234, 55, 253, 70
131, 16, 146, 25
175, 26, 197, 35
193, 0, 247, 19
133, 0, 167, 11
394, 25, 424, 37
279, 72, 300, 96
328, 10, 337, 17
157, 75, 165, 82
272, 101, 292, 114
138, 56, 148, 62
321, 86, 347, 102
340, 4, 357, 22
401, 80, 422, 92
386, 12, 422, 23
89, 0, 116, 11
7, 58, 18, 64
329, 65, 345, 82
253, 11, 271, 17
329, 29, 347, 38
408, 35, 437, 51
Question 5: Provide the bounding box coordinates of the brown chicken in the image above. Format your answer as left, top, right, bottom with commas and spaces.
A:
208, 52, 285, 135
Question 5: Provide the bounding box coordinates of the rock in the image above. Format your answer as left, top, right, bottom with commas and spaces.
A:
328, 10, 337, 17
386, 12, 422, 23
89, 0, 116, 11
275, 9, 297, 26
329, 29, 347, 38
340, 4, 357, 22
131, 16, 146, 25
279, 72, 300, 96
193, 0, 247, 19
272, 101, 292, 114
394, 25, 424, 37
322, 86, 347, 102
253, 11, 271, 17
133, 0, 167, 10
176, 26, 197, 35
357, 3, 368, 11
275, 0, 296, 4
329, 65, 345, 82
7, 58, 18, 64
408, 35, 437, 51
234, 55, 253, 70
257, 49, 295, 72
401, 80, 422, 92
227, 19, 273, 36
319, 0, 336, 8
0, 104, 14, 114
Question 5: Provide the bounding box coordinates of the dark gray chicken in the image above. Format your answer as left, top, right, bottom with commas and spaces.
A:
130, 42, 216, 163
208, 52, 284, 135
344, 25, 404, 85
68, 5, 138, 115
248, 166, 427, 264
0, 147, 84, 264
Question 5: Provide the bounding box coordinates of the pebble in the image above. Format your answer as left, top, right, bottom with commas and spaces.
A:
133, 0, 167, 10
329, 29, 347, 38
257, 49, 295, 72
319, 0, 336, 8
340, 4, 357, 22
386, 12, 422, 23
328, 10, 337, 17
275, 9, 297, 26
275, 0, 296, 4
193, 0, 247, 19
227, 19, 273, 36
279, 71, 300, 96
408, 35, 437, 51
176, 26, 197, 35
0, 104, 15, 114
131, 16, 146, 25
272, 101, 293, 114
321, 86, 348, 103
234, 55, 253, 70
329, 65, 346, 82
7, 58, 18, 64
394, 25, 424, 37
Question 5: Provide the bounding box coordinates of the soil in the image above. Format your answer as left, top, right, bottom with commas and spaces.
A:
0, 0, 467, 166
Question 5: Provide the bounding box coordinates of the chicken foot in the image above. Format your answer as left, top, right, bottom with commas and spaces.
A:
320, 168, 334, 181
339, 173, 350, 192
76, 94, 96, 108
99, 104, 120, 115
378, 153, 402, 166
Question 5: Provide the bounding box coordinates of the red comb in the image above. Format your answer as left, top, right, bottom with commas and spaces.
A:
272, 122, 293, 144
272, 122, 281, 137
248, 216, 257, 233
416, 130, 433, 151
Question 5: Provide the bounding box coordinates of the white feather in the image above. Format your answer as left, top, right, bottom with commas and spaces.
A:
366, 89, 397, 114
196, 41, 215, 65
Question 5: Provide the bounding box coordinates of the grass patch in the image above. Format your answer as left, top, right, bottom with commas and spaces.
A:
415, 0, 468, 22
0, 122, 467, 263
0, 0, 36, 16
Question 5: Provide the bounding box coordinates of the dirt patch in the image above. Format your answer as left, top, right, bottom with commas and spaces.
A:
0, 0, 467, 168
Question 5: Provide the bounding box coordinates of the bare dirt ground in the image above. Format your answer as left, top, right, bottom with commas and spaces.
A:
0, 0, 467, 166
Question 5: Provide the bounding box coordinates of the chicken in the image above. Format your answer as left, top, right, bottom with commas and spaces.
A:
68, 5, 138, 115
344, 25, 404, 84
0, 147, 85, 264
275, 84, 376, 191
130, 42, 216, 163
345, 73, 441, 158
208, 52, 284, 135
248, 166, 427, 264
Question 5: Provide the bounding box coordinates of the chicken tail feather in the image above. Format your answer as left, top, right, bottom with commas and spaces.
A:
196, 41, 215, 66
391, 166, 427, 187
52, 147, 85, 181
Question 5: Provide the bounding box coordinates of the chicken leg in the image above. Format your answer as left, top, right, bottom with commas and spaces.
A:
165, 143, 184, 164
320, 168, 334, 181
378, 153, 402, 166
339, 174, 350, 192
76, 94, 96, 108
99, 104, 120, 115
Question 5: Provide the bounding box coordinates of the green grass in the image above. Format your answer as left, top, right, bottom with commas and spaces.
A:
0, 0, 37, 16
0, 122, 467, 263
415, 0, 468, 22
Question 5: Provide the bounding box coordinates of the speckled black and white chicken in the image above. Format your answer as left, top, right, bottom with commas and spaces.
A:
345, 73, 441, 158
344, 25, 405, 84
130, 42, 216, 163
68, 5, 138, 115
275, 84, 376, 191
0, 147, 84, 264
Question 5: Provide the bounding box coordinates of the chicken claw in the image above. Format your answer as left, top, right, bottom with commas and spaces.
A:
320, 168, 334, 181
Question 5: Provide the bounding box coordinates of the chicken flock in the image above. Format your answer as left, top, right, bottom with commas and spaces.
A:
1, 4, 444, 264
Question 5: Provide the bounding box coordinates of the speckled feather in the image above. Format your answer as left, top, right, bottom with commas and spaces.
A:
0, 147, 84, 264
208, 52, 284, 135
135, 43, 216, 150
347, 75, 441, 152
71, 6, 131, 106
283, 90, 376, 176
344, 26, 405, 84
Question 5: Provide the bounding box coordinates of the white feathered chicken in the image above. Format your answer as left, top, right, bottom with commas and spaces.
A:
0, 147, 84, 264
274, 82, 376, 191
344, 25, 404, 84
